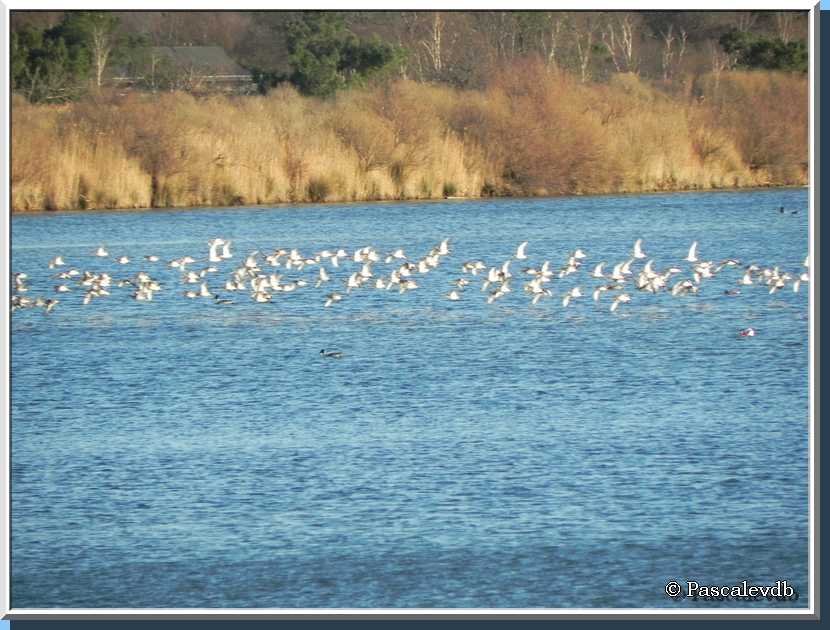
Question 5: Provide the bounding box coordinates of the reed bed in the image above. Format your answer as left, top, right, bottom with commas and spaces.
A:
10, 67, 808, 212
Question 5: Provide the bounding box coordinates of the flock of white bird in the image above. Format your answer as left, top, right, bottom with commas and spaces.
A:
11, 237, 809, 331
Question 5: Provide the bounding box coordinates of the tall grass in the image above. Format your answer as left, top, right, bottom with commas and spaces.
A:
10, 66, 808, 212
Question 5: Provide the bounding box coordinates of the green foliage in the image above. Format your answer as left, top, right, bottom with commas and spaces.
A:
12, 23, 90, 102
251, 68, 290, 95
284, 12, 405, 98
720, 28, 807, 72
12, 11, 133, 102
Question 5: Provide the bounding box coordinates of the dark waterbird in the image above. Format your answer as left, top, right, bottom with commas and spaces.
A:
320, 349, 343, 359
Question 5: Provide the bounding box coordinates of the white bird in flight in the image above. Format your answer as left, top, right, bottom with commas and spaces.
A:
685, 241, 699, 263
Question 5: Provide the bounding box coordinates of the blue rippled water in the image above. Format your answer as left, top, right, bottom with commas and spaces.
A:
10, 189, 810, 608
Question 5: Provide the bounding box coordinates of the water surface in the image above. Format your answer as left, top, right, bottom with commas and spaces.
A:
11, 189, 810, 608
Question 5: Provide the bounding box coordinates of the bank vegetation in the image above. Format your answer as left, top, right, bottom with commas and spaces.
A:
11, 65, 808, 212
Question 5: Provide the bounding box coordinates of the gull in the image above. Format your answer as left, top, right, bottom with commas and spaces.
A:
44, 298, 59, 314
531, 289, 552, 305
346, 272, 361, 293
208, 238, 225, 262
562, 286, 582, 308
316, 266, 330, 288
400, 279, 419, 294
273, 250, 290, 265
183, 271, 201, 284
95, 246, 109, 257
486, 287, 507, 304
385, 248, 406, 263
524, 277, 546, 295
330, 249, 347, 268
739, 327, 756, 337
632, 239, 646, 259
685, 241, 698, 263
54, 284, 71, 293
48, 256, 65, 268
591, 262, 606, 279
244, 252, 259, 270
14, 273, 29, 292
438, 239, 450, 255
515, 241, 529, 260
453, 278, 470, 288
268, 273, 283, 290
116, 256, 130, 265
671, 280, 698, 296
716, 258, 741, 273
220, 240, 233, 259
462, 260, 486, 275
144, 255, 159, 263
610, 262, 626, 282
446, 290, 461, 301
573, 249, 587, 259
559, 256, 580, 278
11, 295, 34, 311
324, 292, 343, 307
610, 293, 631, 312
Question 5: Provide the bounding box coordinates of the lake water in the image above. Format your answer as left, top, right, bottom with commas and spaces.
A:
10, 189, 811, 609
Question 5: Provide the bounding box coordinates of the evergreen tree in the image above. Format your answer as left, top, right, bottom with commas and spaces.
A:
284, 12, 405, 97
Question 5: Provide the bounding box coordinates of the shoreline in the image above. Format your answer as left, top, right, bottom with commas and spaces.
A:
10, 183, 809, 217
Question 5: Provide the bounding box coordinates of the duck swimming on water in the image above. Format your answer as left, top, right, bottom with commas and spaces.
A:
320, 349, 343, 358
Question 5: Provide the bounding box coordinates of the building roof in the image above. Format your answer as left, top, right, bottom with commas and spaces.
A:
111, 46, 252, 80
149, 46, 251, 77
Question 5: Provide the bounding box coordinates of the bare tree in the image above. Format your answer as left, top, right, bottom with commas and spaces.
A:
90, 25, 113, 88
601, 13, 638, 74
83, 13, 120, 89
572, 15, 598, 83
709, 40, 735, 94
539, 12, 564, 69
735, 11, 758, 33
775, 12, 795, 44
421, 12, 443, 75
660, 24, 686, 81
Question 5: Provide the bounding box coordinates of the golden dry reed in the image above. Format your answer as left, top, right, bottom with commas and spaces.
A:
11, 66, 808, 212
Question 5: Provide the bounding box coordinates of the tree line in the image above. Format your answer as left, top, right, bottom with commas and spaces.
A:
11, 10, 808, 103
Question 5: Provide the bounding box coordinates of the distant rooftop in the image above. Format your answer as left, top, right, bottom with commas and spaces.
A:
149, 46, 251, 77
112, 45, 252, 80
